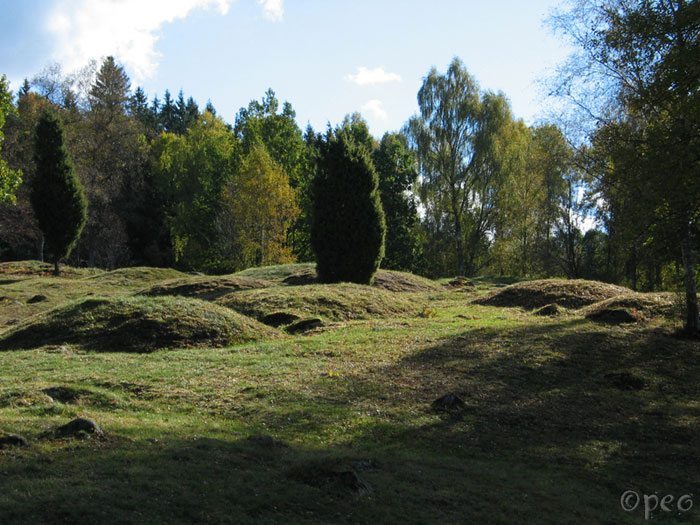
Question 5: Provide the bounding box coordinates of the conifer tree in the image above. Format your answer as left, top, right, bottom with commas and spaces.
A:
30, 110, 87, 275
311, 127, 385, 284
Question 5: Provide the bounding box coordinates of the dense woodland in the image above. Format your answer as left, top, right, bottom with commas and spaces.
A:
0, 1, 697, 326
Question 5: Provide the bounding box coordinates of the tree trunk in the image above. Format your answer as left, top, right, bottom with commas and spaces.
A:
680, 222, 699, 334
53, 259, 60, 276
38, 234, 44, 262
452, 198, 465, 276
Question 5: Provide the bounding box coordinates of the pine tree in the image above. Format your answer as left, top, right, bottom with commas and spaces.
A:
160, 90, 177, 133
30, 110, 87, 275
311, 127, 385, 284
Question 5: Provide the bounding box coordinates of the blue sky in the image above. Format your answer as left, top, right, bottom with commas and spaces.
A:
1, 0, 572, 137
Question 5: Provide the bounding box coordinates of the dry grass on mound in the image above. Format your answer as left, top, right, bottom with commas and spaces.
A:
582, 292, 676, 323
216, 283, 418, 322
0, 260, 100, 278
472, 279, 629, 310
0, 296, 277, 352
278, 266, 441, 293
137, 275, 274, 301
237, 263, 441, 293
82, 267, 187, 287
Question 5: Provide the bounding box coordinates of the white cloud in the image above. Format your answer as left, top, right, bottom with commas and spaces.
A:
361, 99, 388, 121
345, 66, 401, 86
46, 0, 232, 82
257, 0, 283, 21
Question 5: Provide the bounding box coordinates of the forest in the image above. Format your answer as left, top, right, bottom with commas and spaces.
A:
0, 0, 698, 332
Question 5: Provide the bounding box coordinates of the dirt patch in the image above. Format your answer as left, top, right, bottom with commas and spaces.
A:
472, 279, 629, 310
138, 275, 274, 301
0, 296, 278, 352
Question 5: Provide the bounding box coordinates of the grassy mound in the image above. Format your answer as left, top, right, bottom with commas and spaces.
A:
0, 296, 276, 352
583, 292, 676, 322
0, 260, 100, 278
137, 275, 274, 301
82, 267, 187, 287
238, 263, 440, 292
216, 283, 418, 322
235, 263, 316, 281
372, 270, 441, 293
472, 279, 629, 310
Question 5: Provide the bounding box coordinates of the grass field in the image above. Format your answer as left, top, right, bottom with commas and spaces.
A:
0, 262, 698, 523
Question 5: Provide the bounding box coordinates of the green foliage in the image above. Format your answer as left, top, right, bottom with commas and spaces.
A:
30, 110, 88, 274
407, 58, 514, 277
555, 0, 700, 330
150, 111, 235, 271
219, 144, 299, 270
312, 127, 386, 284
0, 75, 22, 204
234, 89, 312, 260
373, 132, 420, 272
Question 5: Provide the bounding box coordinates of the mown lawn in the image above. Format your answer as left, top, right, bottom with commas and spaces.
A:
0, 263, 698, 523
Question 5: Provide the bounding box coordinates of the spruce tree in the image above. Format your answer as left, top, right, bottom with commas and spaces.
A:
311, 127, 385, 284
30, 110, 88, 275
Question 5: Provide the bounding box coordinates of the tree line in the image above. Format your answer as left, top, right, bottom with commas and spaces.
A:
0, 0, 697, 332
0, 57, 597, 279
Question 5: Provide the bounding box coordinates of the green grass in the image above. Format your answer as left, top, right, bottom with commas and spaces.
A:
216, 282, 420, 322
0, 262, 698, 523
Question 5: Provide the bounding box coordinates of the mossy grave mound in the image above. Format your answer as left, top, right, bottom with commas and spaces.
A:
583, 292, 675, 323
216, 283, 417, 323
237, 263, 440, 293
472, 279, 629, 310
137, 275, 274, 301
235, 263, 316, 282
82, 267, 187, 287
0, 296, 277, 352
0, 260, 100, 278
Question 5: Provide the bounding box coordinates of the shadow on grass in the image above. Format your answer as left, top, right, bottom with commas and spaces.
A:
347, 318, 700, 501
0, 432, 636, 525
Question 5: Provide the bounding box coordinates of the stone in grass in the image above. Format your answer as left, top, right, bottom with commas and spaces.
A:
260, 311, 301, 328
0, 434, 29, 448
604, 372, 645, 391
431, 393, 466, 412
285, 318, 323, 334
534, 303, 563, 316
52, 417, 105, 439
335, 467, 373, 496
247, 434, 288, 448
301, 464, 373, 497
27, 294, 48, 304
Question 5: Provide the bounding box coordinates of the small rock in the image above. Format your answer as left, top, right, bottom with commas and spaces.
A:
286, 318, 323, 334
0, 434, 29, 448
27, 294, 48, 304
260, 311, 301, 327
247, 434, 287, 448
335, 467, 373, 496
431, 393, 466, 412
604, 372, 645, 391
52, 417, 105, 439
